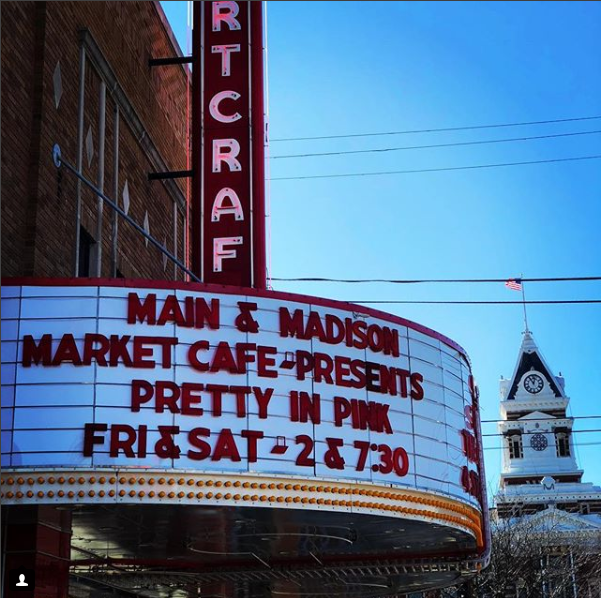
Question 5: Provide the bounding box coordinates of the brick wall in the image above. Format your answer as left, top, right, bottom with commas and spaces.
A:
1, 1, 189, 280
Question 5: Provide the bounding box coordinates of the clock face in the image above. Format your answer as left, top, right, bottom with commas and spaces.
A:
530, 433, 548, 451
524, 373, 544, 394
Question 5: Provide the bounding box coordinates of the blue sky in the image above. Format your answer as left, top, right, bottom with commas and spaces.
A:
161, 1, 601, 499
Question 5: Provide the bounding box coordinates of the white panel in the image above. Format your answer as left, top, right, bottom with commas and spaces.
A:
250, 328, 310, 355
175, 364, 247, 387
92, 452, 173, 469
13, 406, 94, 430
16, 384, 94, 407
22, 286, 97, 298
420, 379, 445, 404
247, 414, 315, 437
445, 408, 466, 437
247, 370, 313, 393
443, 387, 465, 415
176, 326, 239, 349
314, 418, 371, 445
415, 455, 452, 481
411, 359, 443, 386
385, 408, 414, 432
413, 417, 447, 444
21, 297, 97, 319
414, 435, 448, 461
97, 318, 174, 337
96, 384, 133, 407
98, 287, 177, 300
1, 408, 14, 430
443, 370, 464, 396
19, 318, 97, 338
1, 286, 20, 298
1, 385, 15, 408
1, 430, 13, 450
174, 411, 247, 434
1, 364, 16, 386
1, 340, 18, 363
413, 399, 446, 424
13, 429, 83, 452
416, 475, 450, 495
1, 298, 20, 319
448, 444, 468, 467
16, 363, 94, 385
95, 364, 174, 385
97, 297, 129, 319
442, 352, 463, 378
1, 319, 19, 341
408, 328, 441, 349
95, 407, 175, 429
11, 452, 93, 467
409, 339, 443, 367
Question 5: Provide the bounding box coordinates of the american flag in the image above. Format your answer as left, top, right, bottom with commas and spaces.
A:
505, 278, 522, 291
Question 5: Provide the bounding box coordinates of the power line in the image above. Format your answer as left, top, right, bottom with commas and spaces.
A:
349, 299, 601, 305
269, 155, 601, 181
271, 130, 601, 160
271, 115, 601, 142
272, 276, 601, 284
482, 429, 601, 438
483, 441, 601, 450
481, 415, 601, 424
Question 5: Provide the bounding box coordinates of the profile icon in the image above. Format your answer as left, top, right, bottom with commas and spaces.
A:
9, 568, 34, 591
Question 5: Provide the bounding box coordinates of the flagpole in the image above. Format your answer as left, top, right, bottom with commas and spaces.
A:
520, 273, 530, 333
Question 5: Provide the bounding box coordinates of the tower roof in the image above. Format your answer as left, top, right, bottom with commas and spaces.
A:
505, 331, 565, 401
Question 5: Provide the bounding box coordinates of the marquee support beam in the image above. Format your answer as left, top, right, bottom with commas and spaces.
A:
148, 56, 193, 67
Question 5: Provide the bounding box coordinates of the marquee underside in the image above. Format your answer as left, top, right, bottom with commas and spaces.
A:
66, 503, 478, 597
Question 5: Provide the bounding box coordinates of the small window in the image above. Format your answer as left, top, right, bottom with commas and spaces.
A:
508, 433, 523, 459
78, 226, 95, 277
555, 432, 571, 457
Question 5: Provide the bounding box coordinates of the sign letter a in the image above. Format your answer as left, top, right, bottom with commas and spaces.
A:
212, 188, 244, 222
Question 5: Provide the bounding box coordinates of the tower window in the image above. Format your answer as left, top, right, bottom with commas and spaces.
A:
507, 433, 523, 459
555, 432, 570, 457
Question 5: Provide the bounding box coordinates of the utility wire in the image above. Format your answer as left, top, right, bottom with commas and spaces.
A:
481, 415, 601, 424
271, 130, 601, 160
272, 276, 601, 284
349, 299, 601, 305
483, 441, 601, 450
270, 155, 601, 181
271, 115, 601, 142
482, 429, 601, 438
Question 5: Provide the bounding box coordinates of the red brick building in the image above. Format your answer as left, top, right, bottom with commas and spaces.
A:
2, 4, 190, 597
1, 1, 189, 281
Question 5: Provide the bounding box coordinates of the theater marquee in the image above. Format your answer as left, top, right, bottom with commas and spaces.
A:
1, 280, 485, 542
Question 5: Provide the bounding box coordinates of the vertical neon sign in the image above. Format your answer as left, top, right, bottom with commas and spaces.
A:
192, 1, 266, 289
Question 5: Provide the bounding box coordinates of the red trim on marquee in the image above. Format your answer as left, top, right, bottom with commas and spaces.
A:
1, 277, 471, 363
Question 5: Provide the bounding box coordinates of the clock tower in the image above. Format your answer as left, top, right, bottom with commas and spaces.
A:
494, 332, 600, 518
